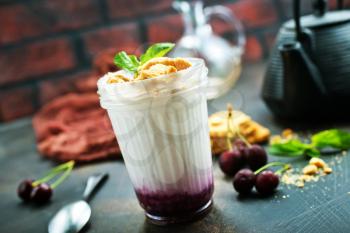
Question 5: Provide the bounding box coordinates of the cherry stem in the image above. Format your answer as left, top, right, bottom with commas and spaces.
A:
51, 161, 75, 189
32, 170, 60, 187
236, 132, 251, 148
226, 103, 251, 149
254, 161, 290, 175
226, 107, 233, 151
32, 160, 75, 187
51, 161, 74, 173
275, 164, 291, 175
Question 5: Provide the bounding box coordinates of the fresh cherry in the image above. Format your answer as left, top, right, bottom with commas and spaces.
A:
245, 144, 268, 170
219, 149, 244, 176
255, 170, 279, 195
233, 169, 256, 194
31, 183, 53, 203
233, 139, 248, 156
234, 139, 247, 150
17, 179, 34, 201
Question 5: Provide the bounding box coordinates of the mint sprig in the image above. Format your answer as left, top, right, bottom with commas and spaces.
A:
268, 139, 320, 158
312, 129, 350, 149
113, 43, 175, 74
268, 129, 350, 158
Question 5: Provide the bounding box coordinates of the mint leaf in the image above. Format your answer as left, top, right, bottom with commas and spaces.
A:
129, 55, 141, 68
140, 43, 175, 64
268, 128, 350, 158
268, 139, 320, 158
305, 147, 321, 157
114, 51, 140, 73
312, 129, 350, 149
113, 43, 175, 73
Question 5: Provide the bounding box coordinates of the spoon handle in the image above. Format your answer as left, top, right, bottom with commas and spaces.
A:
83, 173, 109, 202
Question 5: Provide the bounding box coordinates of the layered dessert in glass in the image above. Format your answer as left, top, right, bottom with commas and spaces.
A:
97, 54, 214, 225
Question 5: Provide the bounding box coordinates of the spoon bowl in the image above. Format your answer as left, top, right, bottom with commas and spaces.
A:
48, 201, 91, 233
48, 173, 108, 233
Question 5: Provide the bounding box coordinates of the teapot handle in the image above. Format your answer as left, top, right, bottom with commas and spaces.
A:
295, 0, 346, 29
204, 5, 246, 54
337, 0, 344, 9
294, 0, 317, 44
293, 0, 303, 41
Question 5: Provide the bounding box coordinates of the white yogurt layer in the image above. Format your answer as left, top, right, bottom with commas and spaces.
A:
98, 58, 213, 194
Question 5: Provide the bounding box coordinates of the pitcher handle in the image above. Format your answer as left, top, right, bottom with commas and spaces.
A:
204, 5, 246, 54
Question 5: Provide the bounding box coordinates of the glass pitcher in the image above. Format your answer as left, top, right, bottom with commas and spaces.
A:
171, 0, 245, 100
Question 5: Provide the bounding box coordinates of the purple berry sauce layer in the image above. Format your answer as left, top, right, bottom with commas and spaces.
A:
135, 183, 214, 217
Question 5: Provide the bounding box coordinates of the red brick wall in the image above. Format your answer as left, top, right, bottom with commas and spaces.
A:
0, 0, 349, 122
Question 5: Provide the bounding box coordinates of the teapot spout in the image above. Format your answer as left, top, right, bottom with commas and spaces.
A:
279, 42, 327, 114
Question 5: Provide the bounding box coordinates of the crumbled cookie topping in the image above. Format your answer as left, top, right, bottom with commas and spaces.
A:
136, 63, 177, 80
107, 73, 131, 84
107, 57, 192, 83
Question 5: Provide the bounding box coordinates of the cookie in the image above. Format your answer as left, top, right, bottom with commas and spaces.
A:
209, 110, 270, 155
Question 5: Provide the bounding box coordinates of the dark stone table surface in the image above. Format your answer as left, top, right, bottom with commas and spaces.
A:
1, 63, 350, 233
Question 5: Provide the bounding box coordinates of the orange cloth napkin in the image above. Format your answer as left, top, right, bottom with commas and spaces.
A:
32, 49, 121, 163
33, 93, 120, 162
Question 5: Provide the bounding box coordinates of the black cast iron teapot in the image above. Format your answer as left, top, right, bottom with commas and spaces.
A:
262, 0, 350, 119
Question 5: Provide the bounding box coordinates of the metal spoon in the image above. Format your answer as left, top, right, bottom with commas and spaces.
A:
48, 173, 109, 233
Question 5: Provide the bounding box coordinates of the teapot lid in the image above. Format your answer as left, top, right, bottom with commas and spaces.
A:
285, 11, 350, 29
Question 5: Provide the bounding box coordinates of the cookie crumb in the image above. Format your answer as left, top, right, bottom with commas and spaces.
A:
281, 157, 333, 188
324, 167, 332, 174
309, 157, 326, 168
303, 164, 318, 175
